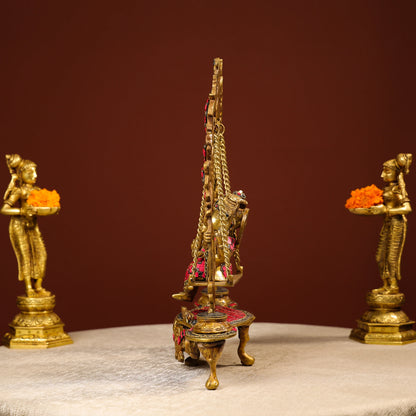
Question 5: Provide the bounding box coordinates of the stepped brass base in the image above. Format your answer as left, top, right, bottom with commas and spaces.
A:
2, 295, 73, 349
350, 291, 416, 345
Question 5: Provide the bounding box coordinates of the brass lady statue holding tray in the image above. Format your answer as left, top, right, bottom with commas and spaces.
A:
1, 154, 72, 348
346, 153, 416, 344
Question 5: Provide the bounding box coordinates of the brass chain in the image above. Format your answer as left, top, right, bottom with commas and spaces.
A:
234, 248, 241, 271
190, 188, 206, 281
217, 122, 232, 276
217, 123, 231, 196
213, 123, 231, 277
189, 122, 233, 281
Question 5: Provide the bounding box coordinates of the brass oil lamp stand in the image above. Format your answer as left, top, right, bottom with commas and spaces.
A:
1, 154, 72, 348
172, 58, 254, 389
347, 154, 416, 345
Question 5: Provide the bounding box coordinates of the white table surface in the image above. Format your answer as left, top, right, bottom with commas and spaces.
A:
0, 323, 415, 416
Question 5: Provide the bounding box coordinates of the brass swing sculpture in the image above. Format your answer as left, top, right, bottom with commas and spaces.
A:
172, 58, 255, 390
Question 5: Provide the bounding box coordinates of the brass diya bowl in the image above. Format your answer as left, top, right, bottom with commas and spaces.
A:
34, 207, 60, 216
348, 204, 383, 216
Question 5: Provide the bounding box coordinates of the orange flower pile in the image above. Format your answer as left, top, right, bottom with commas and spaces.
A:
345, 184, 383, 209
27, 189, 61, 207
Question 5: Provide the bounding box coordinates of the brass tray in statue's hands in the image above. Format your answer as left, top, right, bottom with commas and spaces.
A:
348, 204, 384, 216
34, 206, 60, 216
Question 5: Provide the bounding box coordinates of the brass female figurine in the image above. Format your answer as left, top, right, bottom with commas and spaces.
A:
1, 154, 72, 348
1, 154, 55, 297
349, 153, 416, 344
371, 153, 412, 294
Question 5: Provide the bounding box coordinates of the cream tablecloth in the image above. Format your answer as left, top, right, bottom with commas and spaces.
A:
0, 323, 415, 416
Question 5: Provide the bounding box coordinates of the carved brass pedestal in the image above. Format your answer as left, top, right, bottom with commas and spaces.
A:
2, 295, 73, 349
350, 292, 416, 345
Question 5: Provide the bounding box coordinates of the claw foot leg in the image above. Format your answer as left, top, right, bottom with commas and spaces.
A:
198, 340, 225, 390
238, 325, 255, 366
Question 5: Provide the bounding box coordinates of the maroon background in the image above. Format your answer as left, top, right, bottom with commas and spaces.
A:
1, 1, 416, 333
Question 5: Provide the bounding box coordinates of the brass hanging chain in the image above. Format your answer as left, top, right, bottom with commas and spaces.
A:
189, 124, 232, 282
217, 121, 232, 277
213, 124, 231, 277
216, 123, 231, 196
190, 187, 206, 281
234, 248, 241, 272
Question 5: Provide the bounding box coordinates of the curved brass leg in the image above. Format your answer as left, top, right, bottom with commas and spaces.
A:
238, 325, 255, 366
198, 340, 225, 390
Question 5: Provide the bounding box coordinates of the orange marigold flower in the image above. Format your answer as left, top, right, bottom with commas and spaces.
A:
345, 184, 383, 209
27, 189, 61, 207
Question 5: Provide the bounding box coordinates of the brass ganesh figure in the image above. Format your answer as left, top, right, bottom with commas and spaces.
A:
1, 154, 59, 297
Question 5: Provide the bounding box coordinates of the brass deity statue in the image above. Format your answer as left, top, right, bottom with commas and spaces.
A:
172, 189, 249, 304
172, 58, 254, 390
348, 153, 416, 344
1, 154, 72, 348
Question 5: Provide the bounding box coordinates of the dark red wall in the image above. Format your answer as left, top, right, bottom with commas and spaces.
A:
1, 1, 416, 332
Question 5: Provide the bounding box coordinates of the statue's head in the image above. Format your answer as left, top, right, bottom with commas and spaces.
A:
18, 159, 37, 185
225, 191, 248, 225
382, 153, 412, 183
